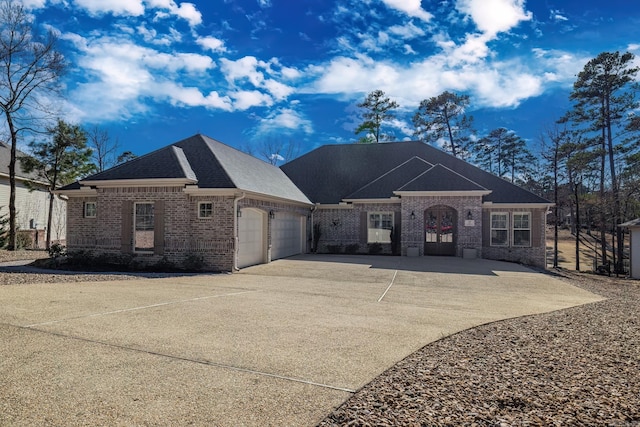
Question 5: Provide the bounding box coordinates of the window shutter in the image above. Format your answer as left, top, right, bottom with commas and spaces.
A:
121, 201, 133, 253
154, 200, 165, 255
531, 211, 540, 247
82, 202, 86, 218
482, 211, 490, 246
360, 211, 368, 244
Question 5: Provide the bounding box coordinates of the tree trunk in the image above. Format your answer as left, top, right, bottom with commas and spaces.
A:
5, 111, 17, 251
573, 181, 581, 271
46, 191, 54, 251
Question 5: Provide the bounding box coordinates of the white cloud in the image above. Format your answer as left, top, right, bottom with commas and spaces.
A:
305, 47, 554, 110
381, 0, 433, 22
230, 90, 274, 110
60, 33, 225, 121
72, 0, 144, 16
196, 36, 227, 53
154, 82, 233, 110
456, 0, 532, 37
550, 9, 568, 22
257, 108, 313, 135
220, 56, 296, 101
67, 0, 201, 25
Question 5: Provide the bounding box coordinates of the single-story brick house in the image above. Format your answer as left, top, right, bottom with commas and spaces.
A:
59, 134, 551, 271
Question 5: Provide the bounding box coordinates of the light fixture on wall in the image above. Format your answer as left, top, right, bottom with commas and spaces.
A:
467, 210, 473, 220
410, 211, 416, 220
332, 218, 341, 227
269, 210, 275, 219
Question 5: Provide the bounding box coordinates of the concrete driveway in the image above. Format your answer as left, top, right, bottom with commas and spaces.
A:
0, 255, 602, 426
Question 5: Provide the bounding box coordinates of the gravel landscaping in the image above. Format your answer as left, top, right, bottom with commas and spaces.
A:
319, 270, 640, 426
0, 250, 143, 285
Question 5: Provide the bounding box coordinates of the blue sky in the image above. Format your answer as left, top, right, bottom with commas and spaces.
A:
22, 0, 640, 163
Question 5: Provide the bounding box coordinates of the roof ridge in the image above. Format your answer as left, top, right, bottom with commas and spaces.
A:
170, 145, 198, 182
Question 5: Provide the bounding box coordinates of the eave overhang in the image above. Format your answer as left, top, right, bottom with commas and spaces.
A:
393, 190, 492, 197
341, 197, 401, 204
482, 202, 554, 209
54, 187, 98, 197
79, 178, 198, 187
184, 185, 313, 207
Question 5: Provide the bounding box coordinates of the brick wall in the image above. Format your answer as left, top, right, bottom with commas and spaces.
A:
66, 188, 311, 272
482, 207, 547, 268
314, 202, 401, 254
67, 187, 236, 271
400, 195, 483, 257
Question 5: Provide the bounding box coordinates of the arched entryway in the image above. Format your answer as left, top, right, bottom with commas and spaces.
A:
424, 205, 457, 256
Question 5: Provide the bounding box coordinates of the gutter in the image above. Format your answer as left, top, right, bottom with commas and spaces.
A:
233, 192, 246, 271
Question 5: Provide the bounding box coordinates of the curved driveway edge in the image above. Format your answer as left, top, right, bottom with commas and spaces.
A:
0, 255, 603, 426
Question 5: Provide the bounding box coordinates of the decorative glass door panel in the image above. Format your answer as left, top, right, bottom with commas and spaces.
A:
424, 206, 457, 256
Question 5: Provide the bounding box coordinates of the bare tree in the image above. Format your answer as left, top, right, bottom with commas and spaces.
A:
0, 0, 65, 249
260, 138, 300, 165
86, 126, 136, 171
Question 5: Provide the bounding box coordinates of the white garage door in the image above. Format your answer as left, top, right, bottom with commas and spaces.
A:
238, 208, 265, 268
272, 212, 304, 260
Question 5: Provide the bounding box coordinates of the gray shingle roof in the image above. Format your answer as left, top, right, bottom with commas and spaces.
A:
281, 141, 550, 205
0, 142, 45, 182
345, 157, 433, 199
77, 134, 311, 204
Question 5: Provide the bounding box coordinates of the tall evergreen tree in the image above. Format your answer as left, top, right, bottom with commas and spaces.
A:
354, 90, 399, 143
567, 51, 639, 271
412, 91, 474, 158
20, 120, 94, 250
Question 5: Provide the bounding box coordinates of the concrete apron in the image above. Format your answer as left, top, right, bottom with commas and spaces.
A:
0, 255, 603, 426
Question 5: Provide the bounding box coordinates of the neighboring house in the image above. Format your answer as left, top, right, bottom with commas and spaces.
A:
0, 142, 66, 248
59, 134, 551, 271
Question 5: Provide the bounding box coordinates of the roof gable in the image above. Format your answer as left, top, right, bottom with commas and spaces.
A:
345, 156, 432, 199
396, 164, 489, 192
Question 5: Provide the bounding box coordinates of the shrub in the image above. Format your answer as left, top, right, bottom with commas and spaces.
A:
344, 243, 359, 254
326, 244, 343, 254
368, 243, 383, 255
183, 253, 205, 271
48, 242, 66, 258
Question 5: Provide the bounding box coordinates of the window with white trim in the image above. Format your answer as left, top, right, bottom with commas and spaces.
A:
513, 212, 531, 247
84, 202, 97, 218
198, 202, 213, 218
490, 212, 509, 246
134, 203, 154, 252
368, 212, 393, 243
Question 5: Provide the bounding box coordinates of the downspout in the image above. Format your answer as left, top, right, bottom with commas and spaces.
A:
233, 192, 246, 271
310, 204, 318, 253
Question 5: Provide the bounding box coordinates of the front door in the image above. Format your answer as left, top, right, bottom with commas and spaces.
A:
424, 206, 457, 256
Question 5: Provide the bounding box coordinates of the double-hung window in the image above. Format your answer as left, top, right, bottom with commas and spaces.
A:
198, 202, 213, 218
84, 202, 97, 218
368, 212, 393, 243
490, 213, 509, 246
513, 213, 531, 247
